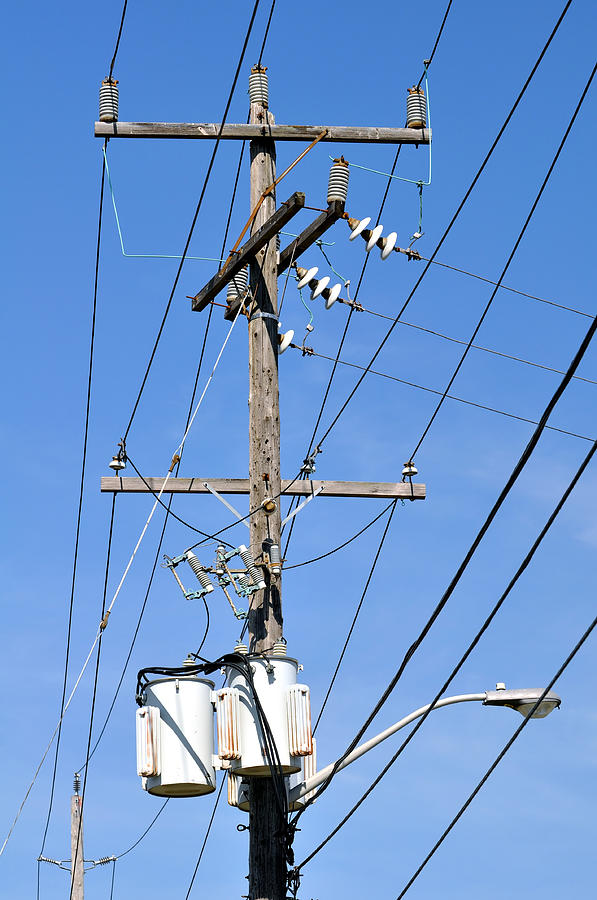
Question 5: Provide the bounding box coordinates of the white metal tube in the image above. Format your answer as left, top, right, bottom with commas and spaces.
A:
289, 693, 487, 802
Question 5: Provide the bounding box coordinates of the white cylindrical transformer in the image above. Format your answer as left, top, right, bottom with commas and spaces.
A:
225, 655, 302, 776
137, 675, 215, 797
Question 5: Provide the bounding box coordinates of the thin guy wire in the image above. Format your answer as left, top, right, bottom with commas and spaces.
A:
34, 144, 106, 862
123, 0, 263, 441
396, 607, 597, 898
336, 300, 597, 386
293, 269, 597, 823
292, 345, 595, 443
70, 495, 117, 900
313, 501, 398, 735
184, 779, 225, 899
257, 0, 276, 65
311, 0, 573, 456
108, 0, 128, 79
410, 62, 596, 459
296, 439, 597, 870
285, 500, 395, 570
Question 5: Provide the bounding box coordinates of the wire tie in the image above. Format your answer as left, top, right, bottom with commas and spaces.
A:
99, 611, 111, 631
169, 453, 181, 472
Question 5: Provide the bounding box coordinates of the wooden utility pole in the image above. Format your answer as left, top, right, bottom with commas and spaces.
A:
246, 83, 287, 900
70, 781, 84, 900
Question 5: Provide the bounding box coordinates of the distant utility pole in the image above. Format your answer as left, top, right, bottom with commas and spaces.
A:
71, 774, 84, 900
97, 64, 428, 900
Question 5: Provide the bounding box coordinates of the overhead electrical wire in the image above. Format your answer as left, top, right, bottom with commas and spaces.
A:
184, 780, 225, 899
122, 0, 263, 442
289, 237, 597, 831
257, 0, 276, 66
306, 0, 573, 459
290, 345, 596, 444
395, 604, 597, 898
108, 0, 128, 80
293, 438, 597, 872
32, 145, 107, 865
409, 61, 596, 459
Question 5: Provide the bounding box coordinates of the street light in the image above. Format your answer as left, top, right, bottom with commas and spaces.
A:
289, 683, 561, 804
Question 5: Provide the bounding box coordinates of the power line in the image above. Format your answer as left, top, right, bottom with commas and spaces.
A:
115, 799, 169, 859
313, 500, 398, 735
409, 61, 596, 459
35, 144, 107, 862
108, 0, 128, 80
290, 344, 595, 444
309, 0, 573, 456
122, 0, 263, 442
257, 0, 276, 66
184, 779, 225, 899
290, 253, 597, 826
294, 438, 596, 872
395, 603, 597, 898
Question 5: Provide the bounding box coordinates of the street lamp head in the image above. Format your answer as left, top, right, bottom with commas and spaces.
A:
484, 684, 561, 718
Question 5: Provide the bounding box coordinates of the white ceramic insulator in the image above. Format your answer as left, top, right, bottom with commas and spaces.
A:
99, 79, 119, 123
185, 551, 214, 592
139, 676, 215, 797
349, 216, 371, 241
226, 266, 248, 305
407, 87, 427, 128
327, 160, 350, 203
366, 224, 384, 252
325, 283, 342, 309
297, 266, 318, 289
381, 231, 398, 260
311, 276, 330, 299
279, 330, 294, 354
249, 66, 269, 106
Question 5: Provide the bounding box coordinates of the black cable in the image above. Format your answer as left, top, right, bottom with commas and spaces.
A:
295, 439, 597, 871
257, 0, 276, 66
108, 0, 128, 80
290, 345, 596, 444
38, 144, 107, 857
123, 0, 263, 441
116, 799, 169, 859
313, 500, 397, 735
410, 61, 596, 459
70, 494, 117, 900
285, 500, 395, 570
310, 0, 573, 456
109, 858, 116, 900
293, 255, 597, 822
395, 607, 597, 898
416, 0, 453, 87
184, 780, 225, 899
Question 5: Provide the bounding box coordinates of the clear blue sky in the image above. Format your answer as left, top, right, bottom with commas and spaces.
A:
1, 1, 596, 897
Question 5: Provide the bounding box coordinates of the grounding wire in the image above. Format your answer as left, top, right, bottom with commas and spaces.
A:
294, 438, 597, 872
285, 500, 395, 570
290, 345, 595, 444
32, 144, 107, 864
108, 0, 128, 80
333, 299, 597, 386
291, 267, 597, 825
122, 0, 263, 442
69, 495, 117, 900
308, 0, 573, 458
409, 61, 597, 460
312, 500, 398, 735
395, 604, 597, 898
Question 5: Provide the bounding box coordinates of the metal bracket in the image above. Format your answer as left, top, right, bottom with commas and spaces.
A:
204, 482, 250, 529
281, 483, 325, 529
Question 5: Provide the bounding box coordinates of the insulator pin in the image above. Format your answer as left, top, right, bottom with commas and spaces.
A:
99, 78, 119, 123
249, 65, 269, 106
327, 157, 350, 204
185, 551, 214, 593
226, 266, 248, 306
406, 86, 427, 129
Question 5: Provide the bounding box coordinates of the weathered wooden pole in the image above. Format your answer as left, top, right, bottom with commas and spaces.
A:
247, 66, 286, 900
70, 779, 84, 900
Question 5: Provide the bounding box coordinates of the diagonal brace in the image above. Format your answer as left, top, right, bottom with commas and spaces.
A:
204, 482, 250, 529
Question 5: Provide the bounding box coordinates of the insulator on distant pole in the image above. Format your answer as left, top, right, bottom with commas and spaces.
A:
73, 773, 81, 795
226, 266, 249, 306
249, 64, 269, 107
99, 78, 119, 123
406, 85, 427, 129
327, 156, 350, 204
185, 551, 214, 593
238, 544, 265, 588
